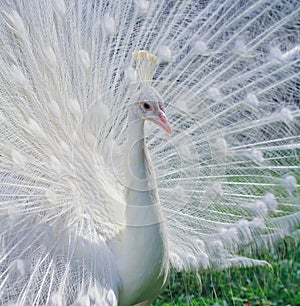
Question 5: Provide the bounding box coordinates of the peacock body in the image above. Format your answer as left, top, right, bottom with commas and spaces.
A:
0, 0, 299, 305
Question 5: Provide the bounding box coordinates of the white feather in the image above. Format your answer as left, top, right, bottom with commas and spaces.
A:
0, 1, 299, 305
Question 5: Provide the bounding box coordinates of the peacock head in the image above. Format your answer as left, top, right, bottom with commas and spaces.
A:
132, 85, 172, 135
130, 50, 172, 135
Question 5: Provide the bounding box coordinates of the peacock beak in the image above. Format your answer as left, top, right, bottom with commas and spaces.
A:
148, 111, 172, 135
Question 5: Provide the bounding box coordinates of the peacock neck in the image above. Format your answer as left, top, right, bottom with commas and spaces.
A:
116, 115, 168, 306
126, 118, 148, 191
125, 116, 161, 224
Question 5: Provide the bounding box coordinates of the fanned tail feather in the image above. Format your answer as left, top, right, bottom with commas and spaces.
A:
0, 0, 299, 304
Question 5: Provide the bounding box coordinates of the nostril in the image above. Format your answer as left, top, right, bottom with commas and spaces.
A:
159, 113, 167, 123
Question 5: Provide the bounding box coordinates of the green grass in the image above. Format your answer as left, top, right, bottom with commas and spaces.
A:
154, 238, 300, 305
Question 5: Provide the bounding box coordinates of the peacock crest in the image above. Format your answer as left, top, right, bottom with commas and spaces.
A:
132, 50, 158, 85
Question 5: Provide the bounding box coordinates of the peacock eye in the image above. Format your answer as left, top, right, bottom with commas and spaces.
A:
143, 102, 151, 110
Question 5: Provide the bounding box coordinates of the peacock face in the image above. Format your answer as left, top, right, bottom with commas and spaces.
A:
135, 85, 172, 135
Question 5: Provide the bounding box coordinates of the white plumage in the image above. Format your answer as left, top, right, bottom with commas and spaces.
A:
0, 0, 299, 305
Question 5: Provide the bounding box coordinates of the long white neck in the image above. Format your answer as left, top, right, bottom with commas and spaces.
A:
126, 117, 150, 196
125, 117, 161, 225
115, 113, 168, 306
